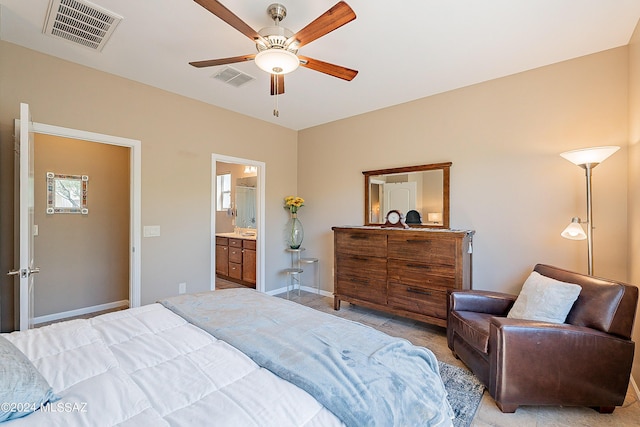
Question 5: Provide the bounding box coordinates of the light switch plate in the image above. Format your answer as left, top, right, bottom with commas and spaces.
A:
143, 225, 161, 237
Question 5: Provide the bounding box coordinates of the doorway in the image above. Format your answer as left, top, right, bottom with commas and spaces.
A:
32, 134, 128, 323
30, 122, 141, 321
211, 154, 265, 292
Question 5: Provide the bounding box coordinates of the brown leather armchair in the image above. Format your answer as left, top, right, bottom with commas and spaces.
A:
447, 264, 638, 413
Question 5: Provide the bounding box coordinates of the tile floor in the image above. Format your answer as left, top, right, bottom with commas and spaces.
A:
263, 285, 640, 427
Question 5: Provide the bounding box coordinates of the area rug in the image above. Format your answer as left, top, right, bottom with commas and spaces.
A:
439, 361, 485, 427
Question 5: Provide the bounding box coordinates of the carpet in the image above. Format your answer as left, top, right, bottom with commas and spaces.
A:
438, 361, 485, 427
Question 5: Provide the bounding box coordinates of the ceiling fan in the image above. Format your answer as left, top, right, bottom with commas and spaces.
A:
189, 0, 358, 101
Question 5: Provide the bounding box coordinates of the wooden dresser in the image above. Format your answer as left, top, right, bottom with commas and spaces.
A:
332, 226, 474, 327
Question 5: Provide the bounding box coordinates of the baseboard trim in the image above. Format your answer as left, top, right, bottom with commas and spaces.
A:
632, 374, 639, 399
34, 300, 130, 325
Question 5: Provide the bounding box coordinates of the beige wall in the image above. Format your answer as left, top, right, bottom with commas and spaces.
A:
0, 41, 298, 330
299, 47, 629, 297
628, 20, 640, 383
34, 134, 129, 316
1, 29, 638, 382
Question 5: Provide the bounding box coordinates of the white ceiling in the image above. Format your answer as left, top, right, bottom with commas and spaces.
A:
2, 0, 640, 130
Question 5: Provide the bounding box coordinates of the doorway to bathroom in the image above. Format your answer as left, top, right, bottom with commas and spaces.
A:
211, 154, 265, 292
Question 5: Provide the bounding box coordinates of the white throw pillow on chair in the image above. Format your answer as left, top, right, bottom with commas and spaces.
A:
507, 271, 582, 324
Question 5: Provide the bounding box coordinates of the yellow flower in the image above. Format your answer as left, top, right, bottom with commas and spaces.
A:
284, 196, 305, 213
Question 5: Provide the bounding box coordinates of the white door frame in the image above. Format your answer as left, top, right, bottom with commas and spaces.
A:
211, 154, 265, 292
31, 122, 142, 307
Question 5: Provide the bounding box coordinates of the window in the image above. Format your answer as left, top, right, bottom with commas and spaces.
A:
216, 173, 231, 211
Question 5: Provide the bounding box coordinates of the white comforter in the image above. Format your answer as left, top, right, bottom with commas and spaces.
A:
3, 304, 344, 426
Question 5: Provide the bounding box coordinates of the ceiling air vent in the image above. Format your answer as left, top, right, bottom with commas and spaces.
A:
212, 67, 256, 88
43, 0, 122, 51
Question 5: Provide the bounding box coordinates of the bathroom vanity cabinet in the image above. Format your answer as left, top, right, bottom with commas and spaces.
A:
215, 235, 256, 287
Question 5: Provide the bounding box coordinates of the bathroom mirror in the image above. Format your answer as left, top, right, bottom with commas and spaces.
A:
235, 185, 256, 229
363, 162, 451, 228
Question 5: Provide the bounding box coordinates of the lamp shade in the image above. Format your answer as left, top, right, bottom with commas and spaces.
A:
560, 146, 619, 166
561, 217, 587, 240
254, 49, 299, 74
427, 212, 442, 223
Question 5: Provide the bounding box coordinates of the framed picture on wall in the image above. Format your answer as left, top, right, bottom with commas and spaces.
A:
46, 172, 88, 214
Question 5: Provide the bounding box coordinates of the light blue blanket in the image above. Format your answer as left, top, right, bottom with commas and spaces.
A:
160, 289, 454, 427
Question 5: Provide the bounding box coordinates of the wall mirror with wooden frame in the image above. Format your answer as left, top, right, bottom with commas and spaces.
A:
363, 162, 451, 229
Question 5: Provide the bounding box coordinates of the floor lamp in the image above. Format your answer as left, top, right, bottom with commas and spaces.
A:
559, 146, 619, 275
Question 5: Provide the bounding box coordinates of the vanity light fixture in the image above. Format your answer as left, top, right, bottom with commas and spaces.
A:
243, 165, 258, 175
559, 145, 619, 275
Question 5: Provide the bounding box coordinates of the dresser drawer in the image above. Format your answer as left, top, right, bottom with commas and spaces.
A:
216, 236, 229, 246
387, 235, 455, 265
229, 247, 243, 263
387, 259, 455, 290
336, 254, 386, 281
335, 231, 387, 258
387, 283, 448, 319
228, 262, 242, 280
243, 239, 256, 250
336, 276, 387, 305
229, 238, 243, 248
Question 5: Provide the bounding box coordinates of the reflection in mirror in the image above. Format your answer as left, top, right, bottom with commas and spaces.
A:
46, 172, 89, 214
215, 161, 260, 234
235, 184, 256, 229
363, 163, 451, 228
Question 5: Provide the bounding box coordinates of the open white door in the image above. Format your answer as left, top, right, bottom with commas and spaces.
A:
9, 103, 38, 330
384, 181, 417, 215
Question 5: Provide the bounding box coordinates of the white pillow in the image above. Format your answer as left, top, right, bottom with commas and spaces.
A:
0, 335, 58, 422
507, 271, 582, 324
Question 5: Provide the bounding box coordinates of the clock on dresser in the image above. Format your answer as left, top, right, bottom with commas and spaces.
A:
381, 210, 409, 228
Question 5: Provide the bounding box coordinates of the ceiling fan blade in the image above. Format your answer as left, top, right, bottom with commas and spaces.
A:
270, 74, 285, 95
287, 1, 356, 49
194, 0, 264, 43
298, 56, 358, 81
189, 54, 256, 68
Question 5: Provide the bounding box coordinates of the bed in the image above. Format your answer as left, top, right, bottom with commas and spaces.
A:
1, 289, 454, 426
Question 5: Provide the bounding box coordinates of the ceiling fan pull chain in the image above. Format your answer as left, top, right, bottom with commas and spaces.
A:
274, 78, 280, 117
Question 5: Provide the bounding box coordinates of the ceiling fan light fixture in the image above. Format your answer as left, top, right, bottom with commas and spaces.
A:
255, 49, 299, 74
